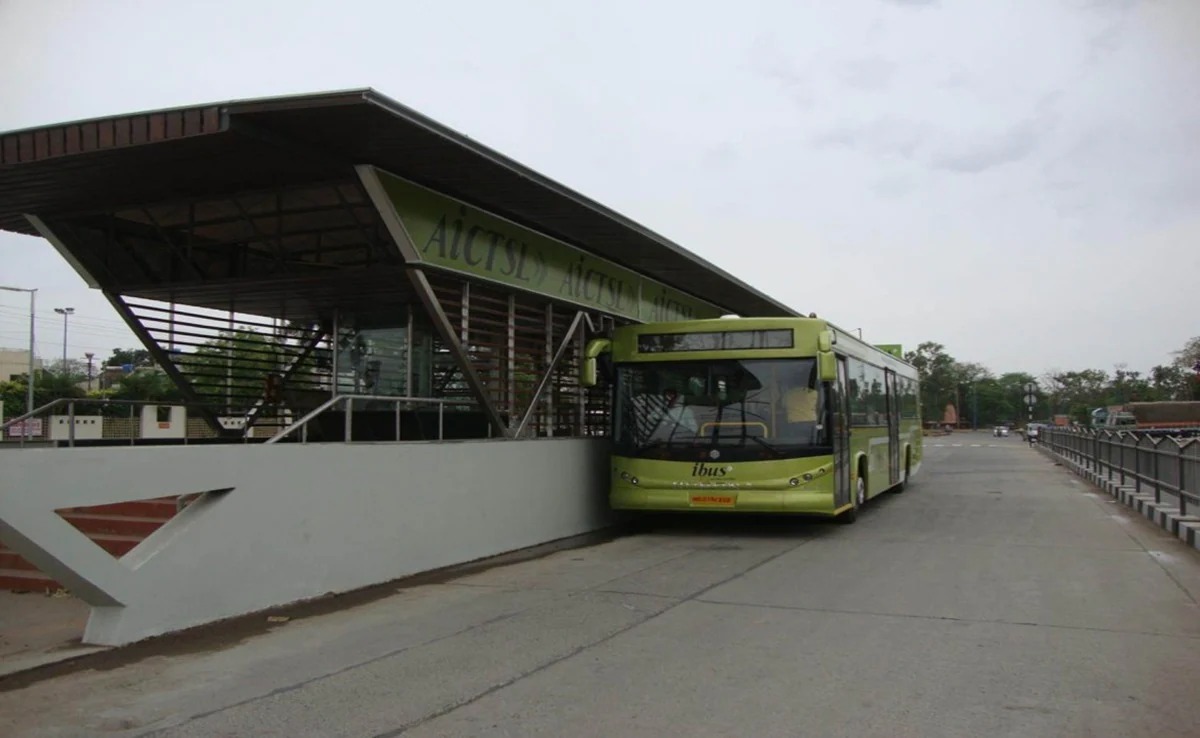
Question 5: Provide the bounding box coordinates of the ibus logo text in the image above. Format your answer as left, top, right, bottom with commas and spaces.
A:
692, 463, 731, 478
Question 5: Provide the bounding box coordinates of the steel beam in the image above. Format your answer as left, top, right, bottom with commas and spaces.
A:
105, 293, 231, 436
354, 164, 421, 263
512, 310, 586, 437
242, 325, 325, 434
138, 207, 208, 281
407, 268, 510, 438
30, 214, 230, 435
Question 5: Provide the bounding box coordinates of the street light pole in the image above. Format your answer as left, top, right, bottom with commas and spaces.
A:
0, 285, 37, 416
53, 307, 74, 372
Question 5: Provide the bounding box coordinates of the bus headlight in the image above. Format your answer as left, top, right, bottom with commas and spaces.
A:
802, 473, 813, 481
789, 477, 800, 486
620, 471, 631, 482
630, 476, 640, 486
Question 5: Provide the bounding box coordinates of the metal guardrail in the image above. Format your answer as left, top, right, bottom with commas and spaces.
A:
0, 398, 250, 448
1041, 427, 1200, 516
2, 395, 480, 448
265, 394, 477, 444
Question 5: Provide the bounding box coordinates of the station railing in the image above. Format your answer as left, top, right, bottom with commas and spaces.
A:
0, 395, 480, 448
264, 394, 477, 444
1041, 426, 1200, 517
0, 398, 269, 448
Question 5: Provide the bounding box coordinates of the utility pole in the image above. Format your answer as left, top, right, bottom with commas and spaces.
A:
54, 306, 74, 372
85, 352, 95, 391
0, 285, 37, 416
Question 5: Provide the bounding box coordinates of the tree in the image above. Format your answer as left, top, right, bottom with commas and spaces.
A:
0, 369, 87, 417
175, 328, 290, 414
1171, 336, 1200, 400
1149, 363, 1191, 400
1042, 369, 1109, 422
904, 342, 959, 423
108, 370, 183, 403
1173, 336, 1200, 370
105, 348, 153, 368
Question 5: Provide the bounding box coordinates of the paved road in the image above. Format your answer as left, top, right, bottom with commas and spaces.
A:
3, 436, 1199, 737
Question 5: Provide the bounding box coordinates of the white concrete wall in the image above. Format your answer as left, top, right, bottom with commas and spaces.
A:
140, 405, 186, 438
0, 439, 612, 645
48, 415, 104, 441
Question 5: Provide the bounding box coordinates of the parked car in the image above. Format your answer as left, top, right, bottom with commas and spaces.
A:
992, 426, 1009, 437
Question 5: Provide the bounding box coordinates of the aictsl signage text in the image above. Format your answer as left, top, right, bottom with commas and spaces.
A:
368, 168, 722, 323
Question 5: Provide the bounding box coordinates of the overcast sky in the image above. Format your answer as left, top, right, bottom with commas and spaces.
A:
1, 0, 1197, 377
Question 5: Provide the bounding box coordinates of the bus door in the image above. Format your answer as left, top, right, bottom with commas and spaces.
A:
833, 356, 851, 507
886, 370, 901, 485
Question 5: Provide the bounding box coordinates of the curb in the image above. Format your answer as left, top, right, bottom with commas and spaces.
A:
1039, 446, 1200, 553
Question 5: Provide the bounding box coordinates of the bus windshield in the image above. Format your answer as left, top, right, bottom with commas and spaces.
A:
614, 358, 830, 461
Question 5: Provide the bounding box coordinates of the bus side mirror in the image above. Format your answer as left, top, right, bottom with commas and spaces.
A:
817, 330, 834, 352
582, 338, 612, 387
818, 351, 836, 382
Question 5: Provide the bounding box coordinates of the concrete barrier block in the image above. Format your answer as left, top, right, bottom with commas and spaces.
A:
1162, 514, 1200, 537
1130, 495, 1156, 518
1177, 521, 1200, 550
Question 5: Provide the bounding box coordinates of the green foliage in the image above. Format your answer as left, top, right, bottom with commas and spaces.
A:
0, 369, 86, 418
178, 329, 280, 411
105, 348, 153, 368
904, 336, 1200, 427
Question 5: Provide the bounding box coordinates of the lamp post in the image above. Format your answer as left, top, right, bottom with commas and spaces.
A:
0, 285, 37, 417
85, 352, 95, 391
53, 307, 74, 372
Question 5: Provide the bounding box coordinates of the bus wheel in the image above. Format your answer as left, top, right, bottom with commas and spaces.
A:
839, 475, 866, 525
893, 453, 911, 493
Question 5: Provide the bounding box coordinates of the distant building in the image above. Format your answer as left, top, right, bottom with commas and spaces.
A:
0, 348, 43, 383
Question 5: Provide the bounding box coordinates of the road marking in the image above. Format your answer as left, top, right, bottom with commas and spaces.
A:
970, 444, 982, 447
952, 444, 963, 447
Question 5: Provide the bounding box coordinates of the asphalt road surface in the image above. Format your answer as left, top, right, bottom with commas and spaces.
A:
2, 435, 1199, 737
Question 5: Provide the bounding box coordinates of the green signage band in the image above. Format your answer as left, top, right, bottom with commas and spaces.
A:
366, 167, 722, 323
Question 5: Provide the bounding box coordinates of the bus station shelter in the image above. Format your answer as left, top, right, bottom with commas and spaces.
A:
0, 88, 795, 442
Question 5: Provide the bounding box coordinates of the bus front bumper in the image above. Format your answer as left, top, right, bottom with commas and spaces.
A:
611, 486, 838, 515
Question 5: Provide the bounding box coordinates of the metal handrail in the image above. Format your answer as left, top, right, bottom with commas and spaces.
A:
1, 397, 289, 448
1042, 427, 1200, 516
264, 394, 477, 445
2, 395, 479, 448
0, 397, 231, 430
0, 397, 72, 430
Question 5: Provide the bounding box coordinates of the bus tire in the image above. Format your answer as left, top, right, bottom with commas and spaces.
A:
839, 472, 866, 525
893, 450, 911, 493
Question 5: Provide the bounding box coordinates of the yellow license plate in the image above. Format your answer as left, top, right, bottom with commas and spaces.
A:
690, 494, 736, 507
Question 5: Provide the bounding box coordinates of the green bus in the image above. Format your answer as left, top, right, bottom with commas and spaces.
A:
582, 317, 922, 523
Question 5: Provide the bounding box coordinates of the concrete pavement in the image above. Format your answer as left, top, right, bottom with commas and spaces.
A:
2, 434, 1199, 737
